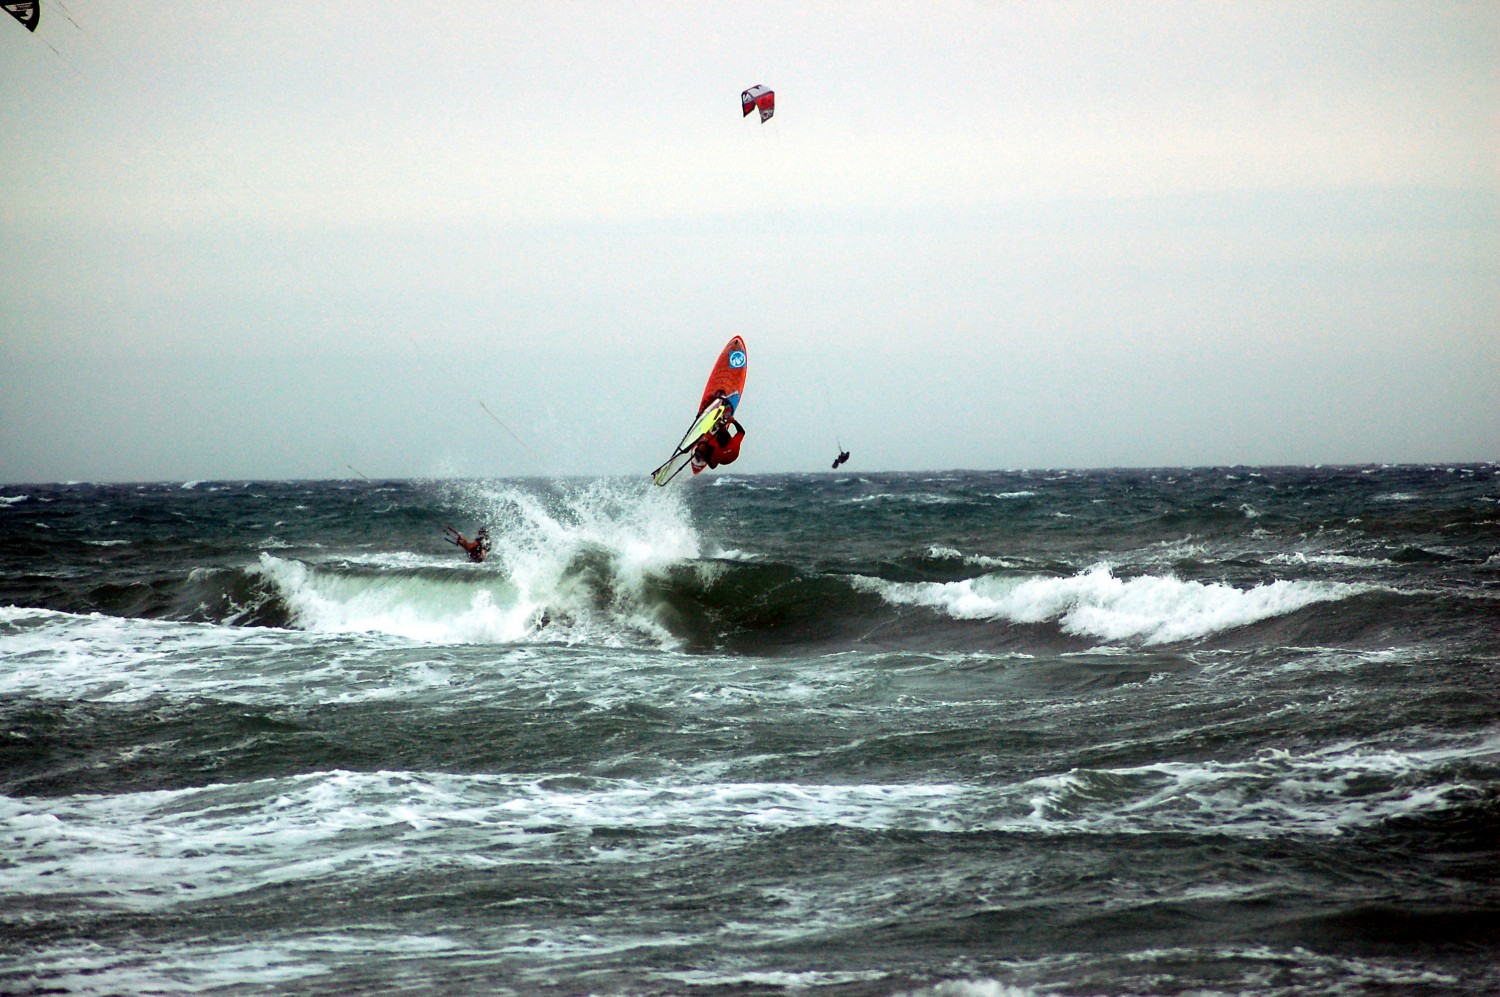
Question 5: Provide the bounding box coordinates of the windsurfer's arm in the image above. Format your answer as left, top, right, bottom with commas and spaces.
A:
444, 526, 478, 551
714, 427, 745, 465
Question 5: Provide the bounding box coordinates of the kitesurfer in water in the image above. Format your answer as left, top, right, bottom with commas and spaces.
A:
444, 525, 491, 563
692, 409, 746, 471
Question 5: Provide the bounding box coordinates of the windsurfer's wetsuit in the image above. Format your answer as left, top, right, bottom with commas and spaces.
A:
692, 419, 745, 471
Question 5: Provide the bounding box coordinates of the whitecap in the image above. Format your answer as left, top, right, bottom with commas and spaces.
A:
895, 980, 1042, 997
842, 492, 958, 506
665, 969, 894, 990
925, 545, 1022, 569
1269, 552, 1390, 569
712, 548, 763, 561
853, 564, 1376, 644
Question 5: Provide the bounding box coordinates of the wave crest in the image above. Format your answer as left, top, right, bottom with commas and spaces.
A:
854, 565, 1373, 644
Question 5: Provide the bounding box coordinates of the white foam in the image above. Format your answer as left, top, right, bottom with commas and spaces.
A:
16, 939, 333, 993
1008, 733, 1500, 837
663, 969, 894, 990
895, 981, 1041, 997
854, 564, 1373, 644
841, 492, 959, 506
709, 475, 778, 490
1, 605, 738, 708
0, 607, 372, 703
1129, 536, 1210, 566
1199, 644, 1443, 677
712, 548, 763, 561
253, 553, 537, 644
0, 493, 29, 506
1269, 552, 1390, 569
0, 771, 969, 918
7, 734, 1483, 933
1122, 946, 1460, 990
926, 546, 1024, 570
312, 551, 445, 570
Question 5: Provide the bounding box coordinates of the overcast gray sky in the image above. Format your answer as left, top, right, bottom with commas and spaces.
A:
2, 1, 1496, 484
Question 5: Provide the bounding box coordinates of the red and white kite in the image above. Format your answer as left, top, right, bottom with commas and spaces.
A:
741, 85, 774, 123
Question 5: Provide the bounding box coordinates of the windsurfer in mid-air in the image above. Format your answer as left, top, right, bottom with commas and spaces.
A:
444, 525, 491, 563
692, 406, 746, 472
831, 450, 851, 469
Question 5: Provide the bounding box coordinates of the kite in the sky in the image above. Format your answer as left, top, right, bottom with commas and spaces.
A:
4, 1, 39, 31
741, 84, 774, 123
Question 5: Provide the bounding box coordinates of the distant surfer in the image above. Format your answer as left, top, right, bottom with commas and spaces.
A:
691, 408, 746, 472
831, 450, 850, 469
444, 525, 491, 563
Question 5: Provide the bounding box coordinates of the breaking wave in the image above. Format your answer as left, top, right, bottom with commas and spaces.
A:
854, 564, 1376, 644
245, 479, 707, 646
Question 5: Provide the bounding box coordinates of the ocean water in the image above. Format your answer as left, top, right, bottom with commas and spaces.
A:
1, 466, 1496, 996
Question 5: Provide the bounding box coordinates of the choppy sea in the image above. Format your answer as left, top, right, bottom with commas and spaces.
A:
1, 465, 1497, 996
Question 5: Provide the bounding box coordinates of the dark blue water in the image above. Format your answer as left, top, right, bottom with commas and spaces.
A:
2, 466, 1497, 995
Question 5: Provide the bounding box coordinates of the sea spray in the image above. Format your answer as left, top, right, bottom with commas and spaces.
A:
471, 477, 700, 644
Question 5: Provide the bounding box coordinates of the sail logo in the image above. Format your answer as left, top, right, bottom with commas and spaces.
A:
729, 350, 746, 368
4, 1, 40, 31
